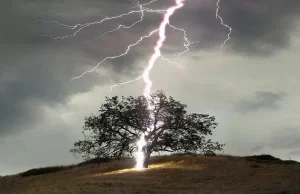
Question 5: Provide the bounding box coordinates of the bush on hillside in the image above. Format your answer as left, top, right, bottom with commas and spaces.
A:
77, 157, 112, 166
245, 154, 281, 161
245, 154, 299, 165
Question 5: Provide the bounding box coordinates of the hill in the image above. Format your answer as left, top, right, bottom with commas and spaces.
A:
0, 154, 300, 194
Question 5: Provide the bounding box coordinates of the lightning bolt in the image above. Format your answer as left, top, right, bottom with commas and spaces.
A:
216, 0, 232, 50
106, 2, 196, 93
70, 29, 159, 81
35, 0, 163, 40
110, 76, 141, 92
136, 0, 186, 170
168, 23, 199, 64
36, 0, 196, 85
35, 0, 199, 170
142, 0, 185, 98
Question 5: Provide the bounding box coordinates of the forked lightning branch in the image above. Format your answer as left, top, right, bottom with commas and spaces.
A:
36, 0, 232, 170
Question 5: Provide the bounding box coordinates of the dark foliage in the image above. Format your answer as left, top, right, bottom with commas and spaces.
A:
171, 152, 197, 156
71, 90, 224, 168
245, 154, 299, 165
204, 153, 216, 157
20, 165, 74, 177
77, 157, 112, 166
245, 154, 281, 161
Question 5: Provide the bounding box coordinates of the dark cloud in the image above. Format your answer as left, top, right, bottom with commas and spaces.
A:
1, 0, 299, 136
1, 0, 300, 175
0, 0, 146, 136
234, 91, 286, 113
0, 46, 103, 136
224, 0, 300, 55
170, 0, 300, 55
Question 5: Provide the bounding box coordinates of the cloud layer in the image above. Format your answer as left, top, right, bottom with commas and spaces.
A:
1, 0, 300, 175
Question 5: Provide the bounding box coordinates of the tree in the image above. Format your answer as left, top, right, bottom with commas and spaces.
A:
70, 90, 224, 168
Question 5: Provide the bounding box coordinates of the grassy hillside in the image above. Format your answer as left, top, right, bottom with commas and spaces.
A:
0, 154, 300, 194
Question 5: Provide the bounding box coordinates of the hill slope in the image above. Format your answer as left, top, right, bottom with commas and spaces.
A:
0, 155, 300, 194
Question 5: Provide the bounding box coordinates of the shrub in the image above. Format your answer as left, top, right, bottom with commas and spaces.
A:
244, 154, 281, 163
244, 154, 299, 165
77, 157, 112, 166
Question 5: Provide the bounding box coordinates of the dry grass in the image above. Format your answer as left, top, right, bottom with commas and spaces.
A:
0, 155, 300, 194
19, 165, 76, 177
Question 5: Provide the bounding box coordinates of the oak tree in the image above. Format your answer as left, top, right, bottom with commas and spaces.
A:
71, 90, 224, 168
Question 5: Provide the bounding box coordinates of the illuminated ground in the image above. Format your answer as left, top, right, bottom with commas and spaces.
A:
0, 155, 300, 194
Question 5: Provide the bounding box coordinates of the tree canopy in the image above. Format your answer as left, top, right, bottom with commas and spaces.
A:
71, 90, 224, 168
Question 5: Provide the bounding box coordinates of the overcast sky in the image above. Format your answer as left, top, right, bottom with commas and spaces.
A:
1, 0, 300, 175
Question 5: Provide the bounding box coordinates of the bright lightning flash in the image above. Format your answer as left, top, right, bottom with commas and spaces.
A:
135, 134, 147, 170
37, 0, 232, 170
216, 0, 232, 50
135, 0, 186, 170
143, 0, 185, 98
36, 0, 196, 83
37, 0, 195, 171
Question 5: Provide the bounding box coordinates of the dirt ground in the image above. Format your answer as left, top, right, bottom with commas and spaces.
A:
0, 155, 300, 194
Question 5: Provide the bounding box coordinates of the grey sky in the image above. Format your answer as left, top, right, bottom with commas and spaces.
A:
234, 91, 287, 113
1, 0, 300, 175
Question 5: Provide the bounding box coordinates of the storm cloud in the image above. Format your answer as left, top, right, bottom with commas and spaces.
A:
1, 0, 300, 175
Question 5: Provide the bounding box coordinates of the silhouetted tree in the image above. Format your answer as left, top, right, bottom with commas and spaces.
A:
71, 90, 224, 168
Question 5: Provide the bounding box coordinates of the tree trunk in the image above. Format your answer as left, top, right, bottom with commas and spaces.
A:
142, 152, 151, 168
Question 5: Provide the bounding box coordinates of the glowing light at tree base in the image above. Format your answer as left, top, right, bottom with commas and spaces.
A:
135, 0, 185, 170
34, 0, 232, 171
135, 134, 147, 170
